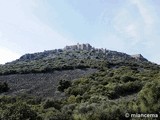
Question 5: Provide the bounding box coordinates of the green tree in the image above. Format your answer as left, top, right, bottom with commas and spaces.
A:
0, 82, 9, 93
57, 79, 71, 92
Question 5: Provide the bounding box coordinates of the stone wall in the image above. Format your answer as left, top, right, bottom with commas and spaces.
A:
64, 43, 93, 51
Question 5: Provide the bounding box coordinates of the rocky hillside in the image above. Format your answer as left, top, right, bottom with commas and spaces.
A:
11, 43, 148, 63
0, 44, 160, 120
0, 69, 97, 98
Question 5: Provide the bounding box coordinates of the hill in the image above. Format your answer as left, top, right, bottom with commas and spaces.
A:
0, 43, 153, 75
0, 43, 160, 120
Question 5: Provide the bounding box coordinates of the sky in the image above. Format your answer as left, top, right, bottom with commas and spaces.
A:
0, 0, 160, 64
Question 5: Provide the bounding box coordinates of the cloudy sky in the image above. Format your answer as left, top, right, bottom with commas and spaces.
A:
0, 0, 159, 64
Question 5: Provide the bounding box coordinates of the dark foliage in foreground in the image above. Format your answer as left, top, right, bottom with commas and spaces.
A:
0, 63, 160, 119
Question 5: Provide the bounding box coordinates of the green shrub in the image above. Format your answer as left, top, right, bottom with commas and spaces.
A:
67, 87, 86, 96
115, 81, 143, 96
0, 82, 9, 93
67, 95, 76, 104
138, 80, 160, 112
43, 100, 61, 110
0, 96, 16, 104
57, 80, 71, 92
120, 75, 136, 82
1, 102, 40, 120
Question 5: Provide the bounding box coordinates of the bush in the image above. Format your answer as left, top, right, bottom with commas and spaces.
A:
1, 102, 40, 120
120, 75, 136, 82
115, 81, 143, 96
106, 81, 143, 99
138, 80, 160, 112
67, 95, 76, 104
0, 82, 9, 93
43, 100, 61, 110
57, 80, 71, 92
0, 96, 16, 104
67, 87, 86, 96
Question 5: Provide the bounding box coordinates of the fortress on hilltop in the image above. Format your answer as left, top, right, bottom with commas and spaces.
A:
64, 43, 92, 51
64, 43, 107, 53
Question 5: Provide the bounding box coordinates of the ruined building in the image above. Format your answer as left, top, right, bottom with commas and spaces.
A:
64, 43, 92, 51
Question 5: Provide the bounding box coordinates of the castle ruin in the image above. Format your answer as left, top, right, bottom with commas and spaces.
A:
64, 43, 93, 51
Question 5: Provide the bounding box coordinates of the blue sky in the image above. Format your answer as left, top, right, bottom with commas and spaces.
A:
0, 0, 159, 64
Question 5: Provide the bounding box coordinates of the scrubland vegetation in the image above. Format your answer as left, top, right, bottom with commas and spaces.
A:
0, 49, 160, 119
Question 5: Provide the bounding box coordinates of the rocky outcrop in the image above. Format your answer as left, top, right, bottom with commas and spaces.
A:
131, 54, 148, 61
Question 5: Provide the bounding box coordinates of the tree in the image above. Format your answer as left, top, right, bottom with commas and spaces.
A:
57, 80, 71, 92
0, 82, 9, 93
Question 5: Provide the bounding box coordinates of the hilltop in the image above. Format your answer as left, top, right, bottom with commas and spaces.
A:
0, 43, 152, 75
11, 43, 148, 63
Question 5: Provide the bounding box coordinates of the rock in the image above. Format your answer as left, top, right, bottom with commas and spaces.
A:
131, 54, 148, 61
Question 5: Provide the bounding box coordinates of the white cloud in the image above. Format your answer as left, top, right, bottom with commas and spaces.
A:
0, 47, 20, 64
